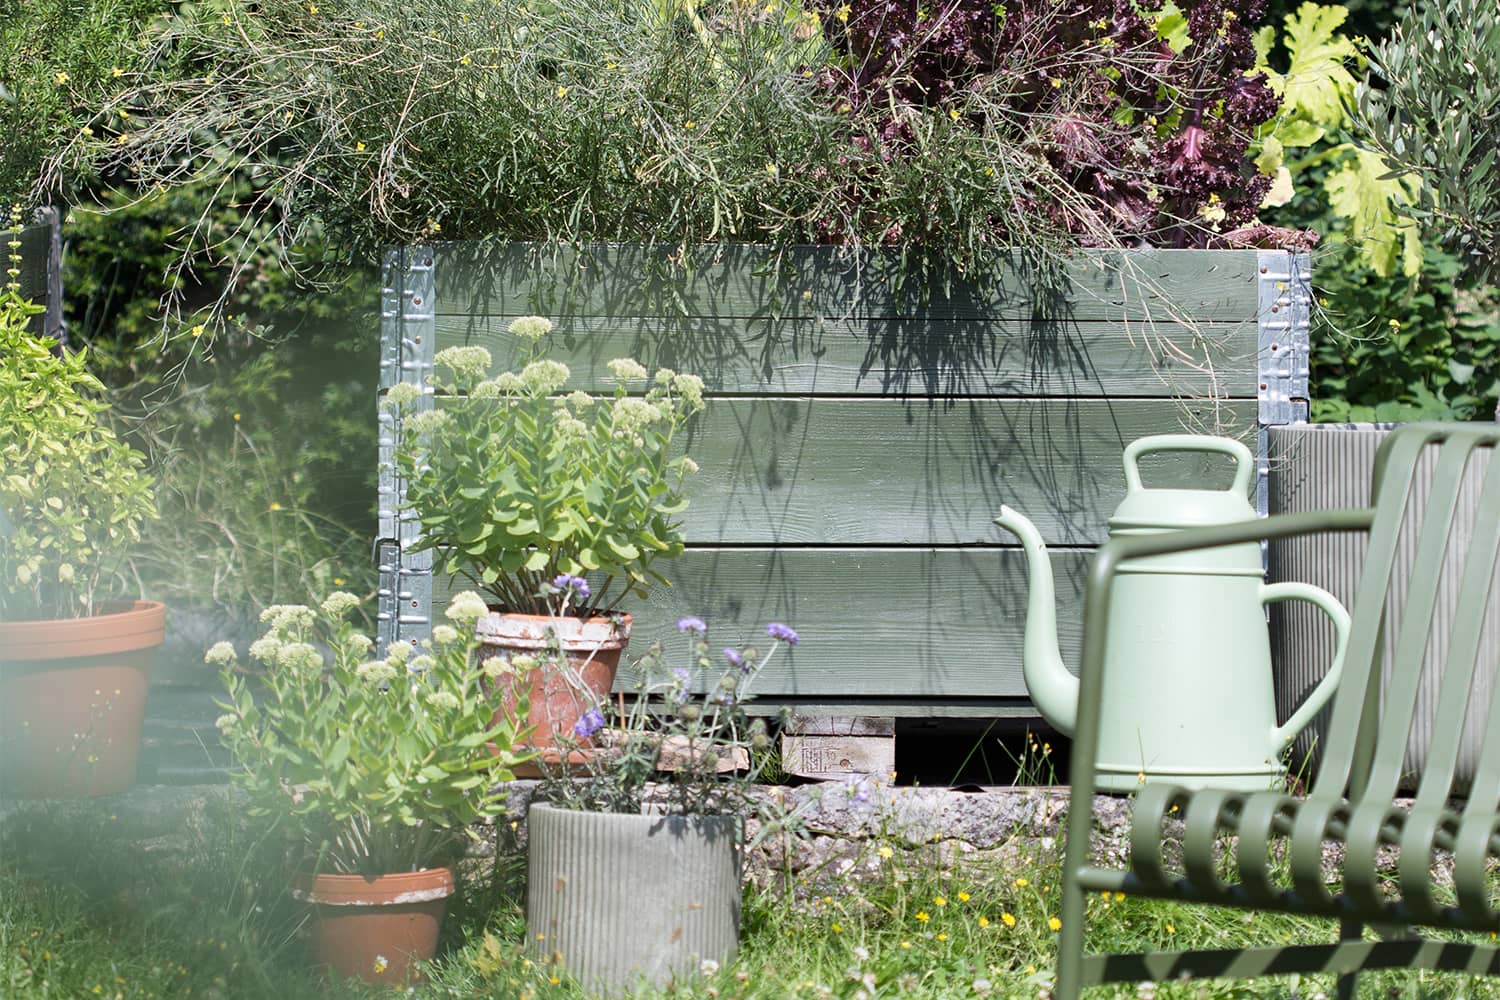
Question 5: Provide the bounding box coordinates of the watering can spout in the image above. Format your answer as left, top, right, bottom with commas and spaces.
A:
994, 505, 1078, 734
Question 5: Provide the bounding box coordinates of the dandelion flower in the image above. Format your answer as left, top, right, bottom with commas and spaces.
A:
1014, 878, 1028, 887
934, 896, 947, 907
977, 915, 990, 928
1049, 916, 1062, 931
915, 911, 930, 923
1001, 912, 1016, 927
877, 845, 893, 859
957, 891, 971, 902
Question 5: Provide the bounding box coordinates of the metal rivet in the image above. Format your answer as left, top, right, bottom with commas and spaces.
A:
424, 257, 433, 267
1260, 266, 1268, 273
1260, 383, 1268, 390
1271, 343, 1279, 351
413, 295, 423, 306
411, 600, 420, 608
414, 336, 422, 344
1270, 305, 1279, 313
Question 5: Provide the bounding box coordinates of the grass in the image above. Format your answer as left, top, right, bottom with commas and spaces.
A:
1, 789, 1498, 1000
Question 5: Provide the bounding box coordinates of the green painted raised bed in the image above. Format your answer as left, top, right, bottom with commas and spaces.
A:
378, 244, 1309, 718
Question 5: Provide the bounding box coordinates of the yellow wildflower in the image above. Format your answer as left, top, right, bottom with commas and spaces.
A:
1049, 916, 1062, 931
957, 891, 970, 903
1001, 913, 1016, 928
54, 71, 69, 85
878, 845, 893, 859
977, 916, 990, 928
934, 896, 947, 907
556, 85, 568, 98
915, 911, 930, 923
1014, 878, 1028, 887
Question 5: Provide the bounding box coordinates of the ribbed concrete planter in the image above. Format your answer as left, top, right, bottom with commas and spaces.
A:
1267, 424, 1498, 791
526, 802, 741, 995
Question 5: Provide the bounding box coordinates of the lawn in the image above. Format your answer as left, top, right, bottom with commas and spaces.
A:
3, 788, 1496, 1000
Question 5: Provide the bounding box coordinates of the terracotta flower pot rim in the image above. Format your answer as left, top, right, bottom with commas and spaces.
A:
475, 610, 631, 653
292, 867, 456, 907
0, 600, 167, 662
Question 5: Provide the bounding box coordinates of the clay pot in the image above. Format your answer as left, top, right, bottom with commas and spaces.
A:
292, 867, 455, 984
0, 600, 166, 798
475, 612, 629, 774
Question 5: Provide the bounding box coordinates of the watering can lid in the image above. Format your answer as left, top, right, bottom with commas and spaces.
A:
1110, 486, 1257, 530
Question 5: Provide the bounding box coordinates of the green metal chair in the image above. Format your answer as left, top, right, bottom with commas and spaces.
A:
1055, 423, 1500, 999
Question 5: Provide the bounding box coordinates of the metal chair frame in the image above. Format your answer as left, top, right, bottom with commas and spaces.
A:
1056, 423, 1500, 998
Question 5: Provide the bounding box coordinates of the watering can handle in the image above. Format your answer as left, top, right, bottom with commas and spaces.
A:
1260, 581, 1351, 754
1122, 435, 1256, 496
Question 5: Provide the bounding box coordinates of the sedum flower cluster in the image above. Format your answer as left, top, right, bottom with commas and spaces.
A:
390, 315, 704, 616
212, 589, 534, 876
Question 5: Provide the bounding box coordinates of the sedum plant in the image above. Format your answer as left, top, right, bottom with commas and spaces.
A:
0, 279, 157, 621
390, 316, 703, 618
212, 590, 533, 876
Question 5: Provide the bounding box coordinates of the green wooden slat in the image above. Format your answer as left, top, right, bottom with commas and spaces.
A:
1086, 939, 1500, 984
435, 547, 1094, 699
15, 223, 50, 304
428, 243, 1270, 324
432, 397, 1259, 545
432, 315, 1259, 398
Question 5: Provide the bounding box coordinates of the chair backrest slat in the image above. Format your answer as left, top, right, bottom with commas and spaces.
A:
1314, 425, 1500, 800
1363, 438, 1479, 799
1314, 428, 1435, 797
1412, 442, 1500, 806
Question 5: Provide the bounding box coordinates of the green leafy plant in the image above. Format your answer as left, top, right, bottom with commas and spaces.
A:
0, 262, 157, 620
534, 615, 798, 824
1353, 0, 1500, 283
211, 590, 533, 876
391, 316, 703, 617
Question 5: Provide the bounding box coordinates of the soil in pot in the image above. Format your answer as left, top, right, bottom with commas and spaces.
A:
292, 867, 455, 984
475, 612, 629, 774
0, 600, 166, 798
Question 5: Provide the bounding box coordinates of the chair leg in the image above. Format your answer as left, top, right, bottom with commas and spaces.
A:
1335, 917, 1362, 1000
1054, 876, 1089, 1000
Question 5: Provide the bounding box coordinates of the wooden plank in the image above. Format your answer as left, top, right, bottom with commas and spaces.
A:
432, 314, 1259, 398
788, 715, 895, 737
430, 243, 1271, 324
435, 547, 1092, 700
432, 396, 1259, 545
782, 734, 896, 781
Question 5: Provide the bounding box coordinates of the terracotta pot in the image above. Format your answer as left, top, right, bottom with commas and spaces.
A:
292, 867, 455, 984
0, 600, 165, 799
475, 612, 629, 774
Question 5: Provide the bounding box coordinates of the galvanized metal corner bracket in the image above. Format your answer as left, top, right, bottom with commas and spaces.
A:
1255, 250, 1312, 519
376, 245, 438, 655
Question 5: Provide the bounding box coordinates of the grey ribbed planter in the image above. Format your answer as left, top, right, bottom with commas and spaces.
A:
1267, 423, 1498, 792
526, 802, 742, 995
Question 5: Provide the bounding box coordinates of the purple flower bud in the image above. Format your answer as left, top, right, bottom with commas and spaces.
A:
551, 574, 591, 600
766, 622, 798, 646
722, 647, 745, 670
676, 616, 707, 634
573, 708, 606, 739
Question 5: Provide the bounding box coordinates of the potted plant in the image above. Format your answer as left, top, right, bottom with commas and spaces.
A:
523, 615, 799, 996
0, 282, 162, 799
388, 315, 704, 760
209, 589, 533, 984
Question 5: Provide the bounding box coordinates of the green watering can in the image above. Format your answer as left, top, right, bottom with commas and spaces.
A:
993, 435, 1351, 792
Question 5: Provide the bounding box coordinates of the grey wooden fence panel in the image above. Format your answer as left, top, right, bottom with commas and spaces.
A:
436, 548, 1094, 700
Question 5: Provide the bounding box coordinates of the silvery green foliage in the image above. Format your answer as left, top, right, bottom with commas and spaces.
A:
213, 590, 533, 876
391, 316, 703, 616
1354, 0, 1500, 282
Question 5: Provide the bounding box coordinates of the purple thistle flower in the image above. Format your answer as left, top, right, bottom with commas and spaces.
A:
722, 647, 745, 670
766, 622, 799, 646
551, 574, 591, 600
676, 615, 707, 634
573, 708, 606, 739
